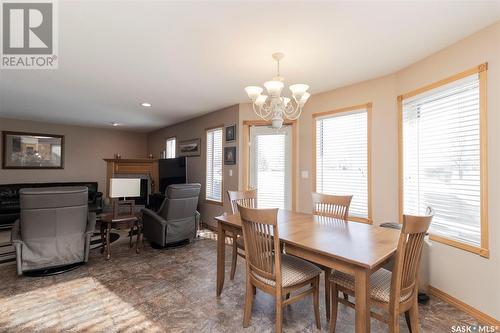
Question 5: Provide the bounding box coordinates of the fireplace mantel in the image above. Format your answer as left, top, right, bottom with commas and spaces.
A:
104, 158, 159, 197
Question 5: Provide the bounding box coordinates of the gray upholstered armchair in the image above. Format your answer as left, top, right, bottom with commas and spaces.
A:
11, 187, 96, 275
142, 183, 201, 247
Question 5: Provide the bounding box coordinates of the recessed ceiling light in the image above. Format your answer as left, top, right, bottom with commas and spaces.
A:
140, 102, 152, 107
110, 122, 120, 127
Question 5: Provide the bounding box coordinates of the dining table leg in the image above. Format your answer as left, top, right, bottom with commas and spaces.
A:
216, 221, 226, 296
324, 267, 332, 321
354, 268, 371, 333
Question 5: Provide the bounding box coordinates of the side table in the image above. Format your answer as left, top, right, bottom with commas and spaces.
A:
97, 212, 143, 260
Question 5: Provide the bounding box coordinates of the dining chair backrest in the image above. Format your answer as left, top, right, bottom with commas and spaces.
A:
238, 205, 281, 288
228, 189, 258, 214
311, 192, 352, 220
390, 209, 433, 308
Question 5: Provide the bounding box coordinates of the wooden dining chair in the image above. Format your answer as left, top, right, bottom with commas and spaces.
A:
328, 211, 433, 333
312, 192, 353, 219
311, 192, 353, 320
238, 205, 322, 333
227, 189, 257, 280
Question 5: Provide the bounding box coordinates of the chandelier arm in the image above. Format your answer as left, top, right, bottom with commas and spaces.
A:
252, 103, 272, 120
286, 107, 303, 121
281, 101, 304, 120
283, 102, 301, 117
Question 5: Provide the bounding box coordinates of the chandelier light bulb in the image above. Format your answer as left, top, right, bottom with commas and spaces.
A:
255, 94, 268, 106
282, 97, 291, 107
289, 84, 309, 100
299, 92, 311, 105
264, 80, 284, 97
245, 86, 263, 101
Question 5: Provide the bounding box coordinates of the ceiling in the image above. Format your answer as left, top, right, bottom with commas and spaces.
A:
1, 1, 499, 132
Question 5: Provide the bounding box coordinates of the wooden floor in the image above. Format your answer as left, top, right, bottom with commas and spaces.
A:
0, 230, 482, 332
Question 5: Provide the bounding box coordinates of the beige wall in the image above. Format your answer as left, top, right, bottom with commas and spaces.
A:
0, 117, 148, 194
147, 105, 239, 228
239, 22, 499, 319
394, 22, 500, 321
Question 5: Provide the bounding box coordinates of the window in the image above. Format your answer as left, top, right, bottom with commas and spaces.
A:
399, 64, 488, 257
206, 127, 223, 203
166, 137, 176, 159
249, 125, 292, 210
314, 104, 372, 222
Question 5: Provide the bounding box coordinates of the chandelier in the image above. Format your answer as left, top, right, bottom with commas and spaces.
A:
244, 52, 310, 129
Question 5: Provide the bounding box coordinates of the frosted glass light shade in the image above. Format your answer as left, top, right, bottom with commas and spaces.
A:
264, 80, 284, 96
255, 94, 268, 106
289, 84, 309, 100
245, 86, 263, 101
299, 92, 311, 105
109, 178, 141, 198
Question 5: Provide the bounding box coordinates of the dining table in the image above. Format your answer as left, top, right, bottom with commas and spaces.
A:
214, 209, 400, 333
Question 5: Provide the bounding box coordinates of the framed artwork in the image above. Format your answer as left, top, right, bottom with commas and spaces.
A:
2, 131, 64, 169
224, 146, 236, 165
225, 124, 236, 142
179, 138, 201, 157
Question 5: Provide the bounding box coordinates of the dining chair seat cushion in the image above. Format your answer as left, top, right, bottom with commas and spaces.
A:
254, 254, 321, 288
236, 236, 245, 249
330, 268, 412, 303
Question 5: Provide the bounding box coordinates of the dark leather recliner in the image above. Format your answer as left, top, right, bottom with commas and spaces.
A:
142, 184, 201, 246
11, 187, 96, 275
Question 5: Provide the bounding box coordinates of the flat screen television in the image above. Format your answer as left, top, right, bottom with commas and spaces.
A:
158, 157, 187, 193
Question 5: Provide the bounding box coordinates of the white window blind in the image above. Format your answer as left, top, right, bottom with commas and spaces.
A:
316, 109, 369, 219
254, 133, 288, 209
166, 137, 176, 159
206, 128, 223, 202
402, 73, 482, 247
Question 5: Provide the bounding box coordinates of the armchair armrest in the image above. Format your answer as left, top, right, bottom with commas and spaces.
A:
142, 208, 168, 226
11, 219, 23, 275
84, 212, 96, 262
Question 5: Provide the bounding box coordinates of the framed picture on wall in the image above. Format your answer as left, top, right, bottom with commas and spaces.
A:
178, 138, 201, 157
224, 146, 236, 165
225, 124, 236, 142
2, 131, 64, 169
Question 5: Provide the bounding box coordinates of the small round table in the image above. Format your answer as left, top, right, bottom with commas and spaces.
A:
97, 212, 143, 260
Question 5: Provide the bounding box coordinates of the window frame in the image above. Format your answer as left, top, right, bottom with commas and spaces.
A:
312, 102, 373, 224
398, 63, 489, 258
165, 136, 176, 159
205, 125, 224, 205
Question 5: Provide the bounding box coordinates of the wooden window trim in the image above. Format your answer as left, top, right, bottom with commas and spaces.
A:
205, 126, 224, 205
205, 198, 224, 206
397, 63, 489, 258
312, 103, 373, 224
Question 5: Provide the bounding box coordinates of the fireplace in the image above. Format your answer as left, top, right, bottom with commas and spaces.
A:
104, 158, 159, 205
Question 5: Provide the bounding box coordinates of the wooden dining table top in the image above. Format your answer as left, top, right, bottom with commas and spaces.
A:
215, 209, 401, 270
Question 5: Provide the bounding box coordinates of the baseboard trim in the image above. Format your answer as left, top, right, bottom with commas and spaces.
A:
429, 285, 499, 326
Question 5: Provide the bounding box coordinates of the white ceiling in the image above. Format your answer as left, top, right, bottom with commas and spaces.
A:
1, 1, 499, 132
